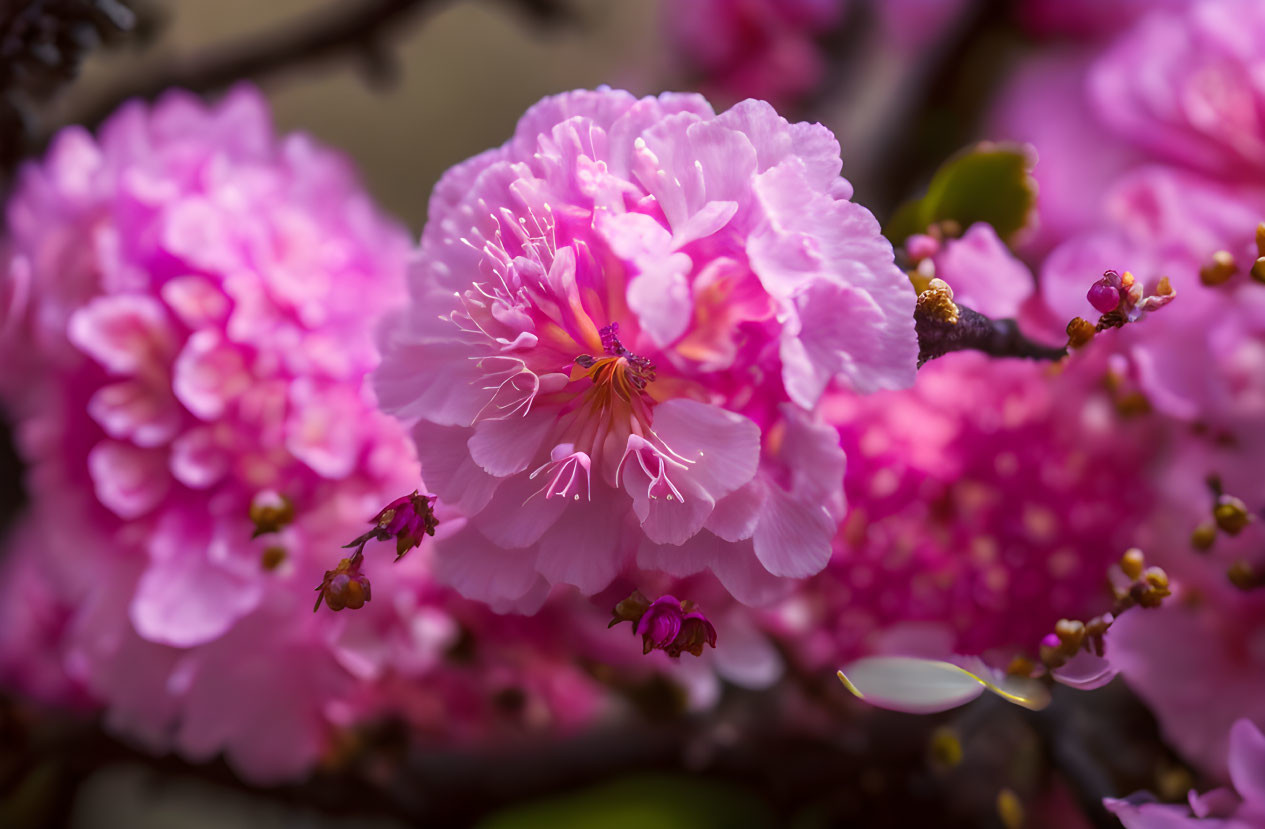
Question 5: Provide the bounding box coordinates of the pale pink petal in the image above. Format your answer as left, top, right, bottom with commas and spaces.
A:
710, 537, 796, 606
651, 398, 761, 500
714, 99, 843, 189
933, 223, 1034, 319
710, 611, 783, 689
413, 422, 501, 515
752, 484, 833, 578
160, 275, 230, 329
130, 554, 263, 647
705, 480, 766, 541
374, 326, 491, 426
88, 380, 182, 447
468, 409, 555, 477
171, 330, 251, 420
474, 471, 569, 549
433, 525, 546, 611
534, 487, 629, 593
1229, 719, 1265, 809
636, 530, 720, 578
88, 441, 170, 519
169, 427, 229, 489
67, 294, 174, 375
1052, 649, 1118, 690
284, 380, 365, 479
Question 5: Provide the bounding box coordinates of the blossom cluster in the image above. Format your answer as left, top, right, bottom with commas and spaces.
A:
0, 0, 1263, 806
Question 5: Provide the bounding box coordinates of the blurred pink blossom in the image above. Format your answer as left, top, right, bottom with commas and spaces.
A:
1105, 719, 1265, 827
667, 0, 847, 108
376, 87, 917, 612
0, 86, 615, 781
1090, 0, 1265, 181
776, 347, 1156, 668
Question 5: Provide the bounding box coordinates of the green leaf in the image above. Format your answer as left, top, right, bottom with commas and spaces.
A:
884, 143, 1037, 247
475, 774, 774, 829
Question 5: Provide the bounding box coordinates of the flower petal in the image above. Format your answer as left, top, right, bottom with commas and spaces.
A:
837, 656, 1051, 714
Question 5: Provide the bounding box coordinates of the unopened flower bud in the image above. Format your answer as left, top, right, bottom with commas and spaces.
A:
314, 557, 372, 612
916, 278, 959, 325
1190, 522, 1217, 551
1087, 279, 1121, 314
1252, 257, 1265, 285
344, 490, 439, 560
1227, 560, 1265, 591
665, 610, 717, 658
1066, 317, 1096, 349
608, 589, 652, 629
636, 596, 684, 654
261, 546, 287, 571
1213, 495, 1253, 536
1120, 548, 1145, 580
1054, 618, 1086, 650
1199, 250, 1237, 286
249, 490, 294, 538
1039, 633, 1066, 668
611, 591, 717, 658
906, 233, 940, 262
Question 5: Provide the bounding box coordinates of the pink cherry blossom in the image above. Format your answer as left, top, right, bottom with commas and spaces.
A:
926, 222, 1034, 319
987, 50, 1142, 255
0, 85, 454, 782
1090, 0, 1265, 181
376, 88, 917, 611
774, 347, 1158, 669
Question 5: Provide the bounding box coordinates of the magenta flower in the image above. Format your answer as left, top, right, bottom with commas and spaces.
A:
1091, 0, 1265, 180
376, 88, 917, 611
0, 86, 446, 781
636, 595, 685, 653
610, 590, 719, 658
775, 347, 1159, 668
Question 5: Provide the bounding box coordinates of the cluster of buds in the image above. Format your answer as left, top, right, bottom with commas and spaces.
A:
900, 221, 963, 293
1111, 547, 1172, 613
1039, 615, 1114, 670
249, 490, 296, 570
1067, 270, 1175, 348
1038, 549, 1170, 670
1198, 223, 1265, 286
313, 491, 439, 613
609, 591, 717, 658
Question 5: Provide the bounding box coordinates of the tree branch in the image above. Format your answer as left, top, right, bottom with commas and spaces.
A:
48, 0, 574, 135
914, 278, 1066, 366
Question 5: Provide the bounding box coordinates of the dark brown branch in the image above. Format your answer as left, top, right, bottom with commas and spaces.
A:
914, 279, 1067, 367
50, 0, 573, 135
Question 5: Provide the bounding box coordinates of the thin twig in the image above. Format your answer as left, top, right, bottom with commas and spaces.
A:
49, 0, 573, 135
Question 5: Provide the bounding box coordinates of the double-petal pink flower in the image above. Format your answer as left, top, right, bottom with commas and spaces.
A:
376, 87, 917, 611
